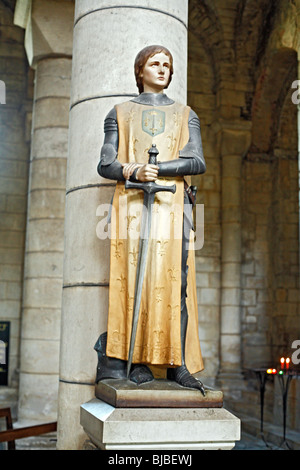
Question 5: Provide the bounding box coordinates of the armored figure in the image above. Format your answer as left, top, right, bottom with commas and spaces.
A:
95, 45, 206, 395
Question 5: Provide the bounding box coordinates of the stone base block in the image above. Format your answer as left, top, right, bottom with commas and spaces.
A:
95, 378, 223, 408
80, 399, 241, 450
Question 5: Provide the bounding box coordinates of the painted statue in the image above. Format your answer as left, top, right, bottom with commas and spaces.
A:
95, 45, 206, 395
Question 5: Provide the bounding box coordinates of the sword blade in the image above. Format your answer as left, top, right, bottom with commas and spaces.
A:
127, 191, 154, 376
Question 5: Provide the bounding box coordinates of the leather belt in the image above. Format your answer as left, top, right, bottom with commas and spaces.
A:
184, 180, 197, 207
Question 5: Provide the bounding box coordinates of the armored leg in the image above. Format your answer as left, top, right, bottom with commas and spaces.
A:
94, 332, 153, 384
167, 194, 205, 396
94, 332, 127, 382
129, 363, 154, 385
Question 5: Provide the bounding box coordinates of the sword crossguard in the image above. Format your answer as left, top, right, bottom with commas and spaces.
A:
125, 179, 176, 195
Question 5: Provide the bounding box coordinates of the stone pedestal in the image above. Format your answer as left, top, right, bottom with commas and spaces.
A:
80, 398, 240, 450
95, 378, 223, 408
81, 379, 240, 450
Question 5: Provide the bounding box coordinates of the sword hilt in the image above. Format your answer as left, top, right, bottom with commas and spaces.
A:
125, 144, 176, 195
148, 143, 159, 165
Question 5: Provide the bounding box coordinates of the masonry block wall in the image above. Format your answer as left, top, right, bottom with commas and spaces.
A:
187, 29, 220, 378
0, 1, 32, 391
187, 0, 300, 433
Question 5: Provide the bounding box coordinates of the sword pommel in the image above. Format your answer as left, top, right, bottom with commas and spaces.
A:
148, 143, 159, 165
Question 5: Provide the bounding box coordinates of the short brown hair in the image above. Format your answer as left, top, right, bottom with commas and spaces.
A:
134, 45, 174, 94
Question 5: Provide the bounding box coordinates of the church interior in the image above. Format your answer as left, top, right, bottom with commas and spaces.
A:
0, 0, 299, 450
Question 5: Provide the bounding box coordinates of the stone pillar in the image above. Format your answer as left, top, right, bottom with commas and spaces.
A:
216, 122, 251, 386
0, 2, 32, 400
298, 60, 300, 274
57, 0, 189, 450
14, 0, 74, 423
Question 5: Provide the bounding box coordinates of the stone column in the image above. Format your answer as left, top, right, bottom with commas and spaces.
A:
14, 0, 74, 423
57, 0, 189, 450
0, 2, 32, 402
298, 61, 300, 274
216, 121, 251, 386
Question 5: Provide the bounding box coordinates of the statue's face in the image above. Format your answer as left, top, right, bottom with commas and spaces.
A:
141, 52, 171, 93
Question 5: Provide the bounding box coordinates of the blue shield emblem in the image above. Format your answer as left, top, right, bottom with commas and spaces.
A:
142, 109, 165, 137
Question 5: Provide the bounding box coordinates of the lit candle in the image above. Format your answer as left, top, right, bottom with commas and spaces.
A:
286, 358, 290, 370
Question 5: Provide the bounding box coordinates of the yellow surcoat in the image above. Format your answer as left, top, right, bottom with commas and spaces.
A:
106, 100, 204, 374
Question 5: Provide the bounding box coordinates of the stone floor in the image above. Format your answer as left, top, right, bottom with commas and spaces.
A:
234, 431, 282, 450
229, 409, 300, 451
0, 429, 294, 451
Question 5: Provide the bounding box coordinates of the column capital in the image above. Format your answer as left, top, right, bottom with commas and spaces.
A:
14, 0, 74, 68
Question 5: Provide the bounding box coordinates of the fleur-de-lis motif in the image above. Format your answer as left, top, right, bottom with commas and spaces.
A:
157, 240, 168, 256
130, 136, 139, 157
167, 304, 179, 321
141, 309, 148, 329
168, 265, 179, 281
144, 146, 151, 156
116, 274, 126, 292
126, 214, 137, 230
153, 329, 164, 345
112, 240, 123, 259
129, 247, 138, 266
155, 286, 164, 303
126, 294, 134, 315
167, 133, 176, 151
112, 330, 126, 345
173, 112, 181, 127
126, 110, 136, 122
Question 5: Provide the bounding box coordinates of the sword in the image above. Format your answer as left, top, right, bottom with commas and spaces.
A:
125, 144, 176, 377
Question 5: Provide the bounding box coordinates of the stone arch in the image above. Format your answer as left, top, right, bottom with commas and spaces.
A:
250, 47, 297, 154
188, 0, 224, 91
234, 0, 279, 71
